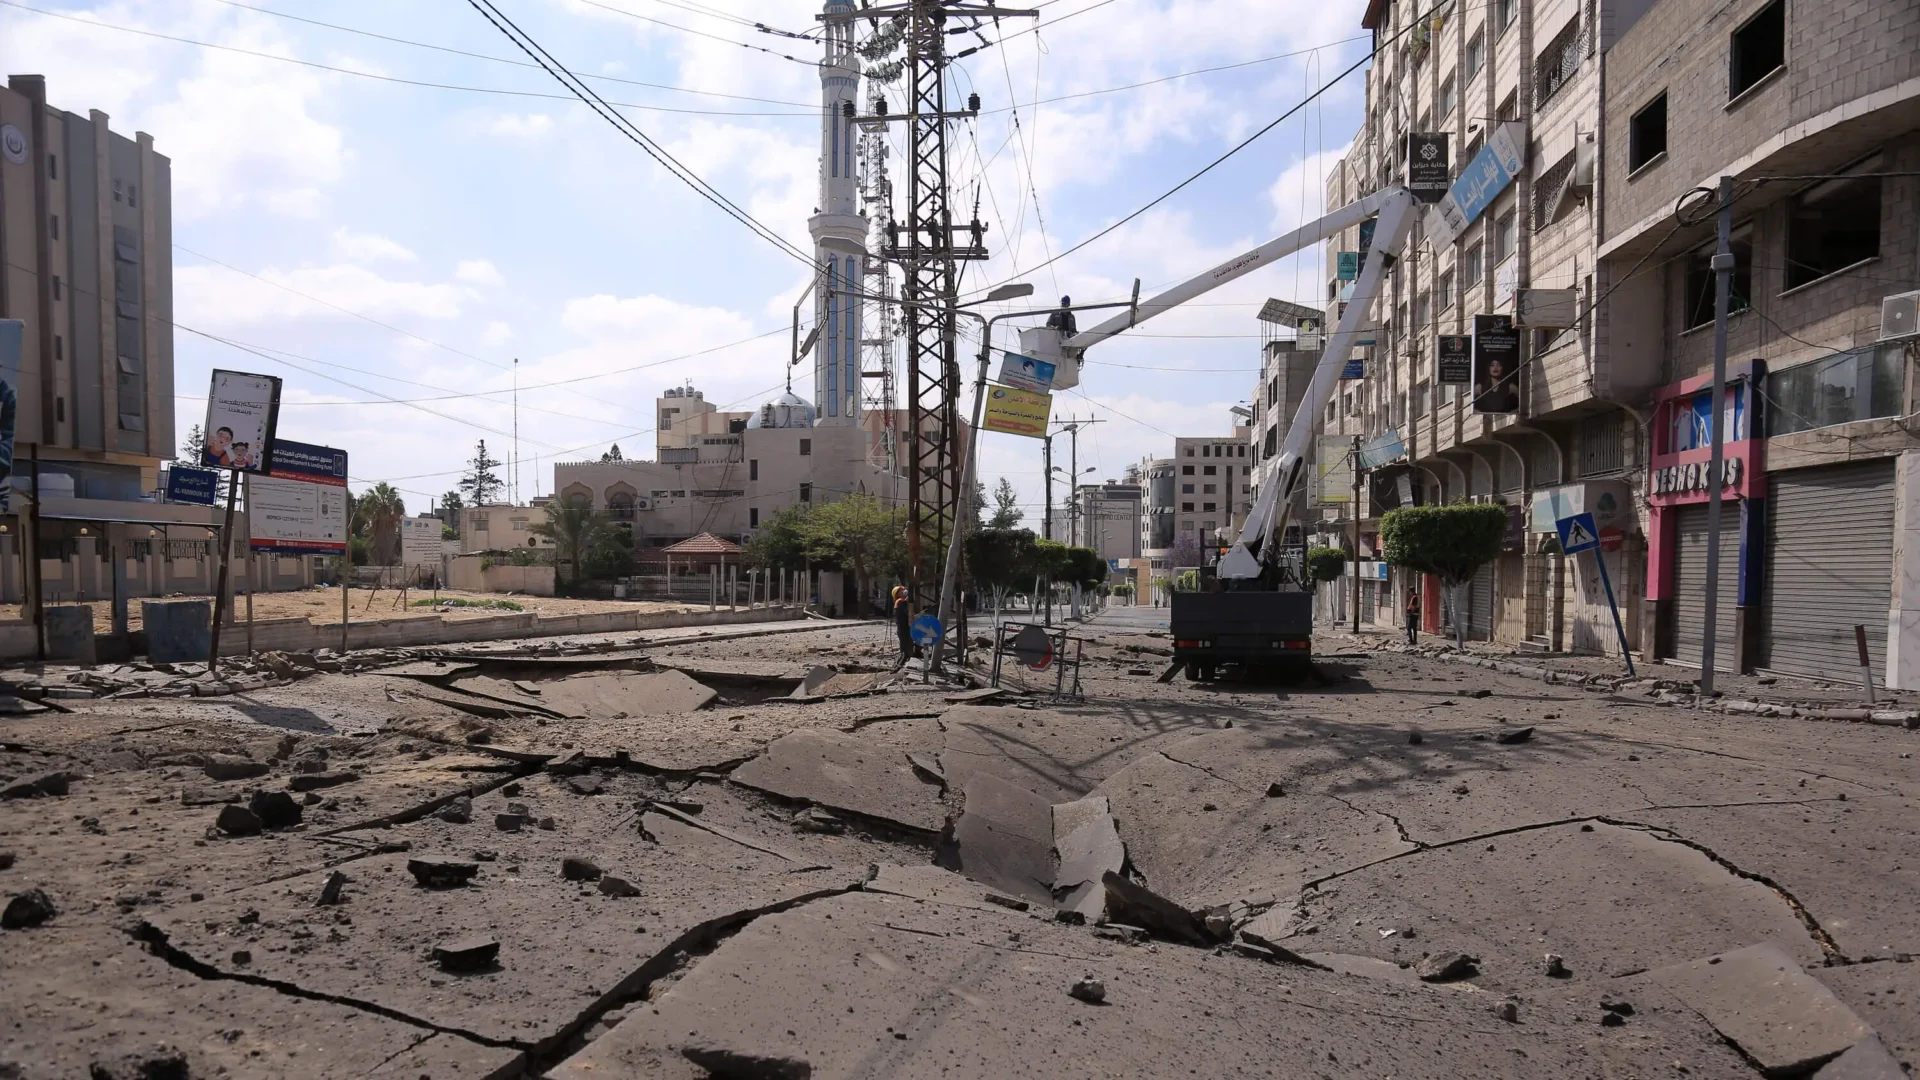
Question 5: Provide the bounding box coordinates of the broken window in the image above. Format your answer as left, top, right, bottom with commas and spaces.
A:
1785, 159, 1881, 289
1729, 0, 1784, 99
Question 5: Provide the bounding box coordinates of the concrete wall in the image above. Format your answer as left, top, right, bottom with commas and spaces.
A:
446, 556, 555, 597
0, 601, 807, 661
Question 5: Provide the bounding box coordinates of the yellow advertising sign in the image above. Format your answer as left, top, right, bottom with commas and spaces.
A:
982, 385, 1051, 438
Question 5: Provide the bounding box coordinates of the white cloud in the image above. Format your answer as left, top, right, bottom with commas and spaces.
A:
332, 228, 416, 263
489, 113, 555, 138
455, 260, 506, 288
176, 263, 470, 327
481, 321, 516, 347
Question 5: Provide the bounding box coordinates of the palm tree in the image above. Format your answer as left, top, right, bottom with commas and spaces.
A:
359, 483, 406, 565
531, 496, 611, 591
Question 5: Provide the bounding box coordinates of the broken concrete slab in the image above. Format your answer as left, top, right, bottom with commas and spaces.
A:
248, 790, 303, 830
863, 864, 1019, 914
730, 728, 945, 833
431, 934, 501, 973
214, 804, 263, 837
681, 1044, 813, 1080
288, 770, 359, 793
1100, 871, 1215, 947
406, 858, 480, 889
1813, 1036, 1905, 1080
951, 772, 1055, 905
2, 888, 58, 929
535, 670, 718, 718
1649, 942, 1873, 1077
551, 887, 1719, 1080
201, 755, 271, 782
1052, 794, 1124, 923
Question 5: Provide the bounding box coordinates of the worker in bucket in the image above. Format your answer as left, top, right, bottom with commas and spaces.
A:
892, 585, 914, 667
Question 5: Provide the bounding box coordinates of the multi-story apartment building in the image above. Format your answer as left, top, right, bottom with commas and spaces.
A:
1138, 457, 1175, 566
0, 77, 225, 609
1313, 0, 1642, 650
1050, 481, 1143, 564
1172, 430, 1256, 563
1598, 0, 1920, 685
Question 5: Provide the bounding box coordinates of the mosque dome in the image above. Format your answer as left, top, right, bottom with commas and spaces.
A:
747, 391, 816, 430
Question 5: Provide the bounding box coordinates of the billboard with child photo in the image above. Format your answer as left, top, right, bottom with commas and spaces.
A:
201, 370, 281, 473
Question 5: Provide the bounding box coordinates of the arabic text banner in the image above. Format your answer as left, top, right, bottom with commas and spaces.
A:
982, 386, 1052, 439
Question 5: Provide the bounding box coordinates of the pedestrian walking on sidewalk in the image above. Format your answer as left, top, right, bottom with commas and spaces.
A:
1404, 586, 1420, 645
892, 585, 914, 667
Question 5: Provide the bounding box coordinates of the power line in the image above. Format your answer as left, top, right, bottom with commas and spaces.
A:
204, 0, 818, 107
466, 0, 816, 266
0, 0, 815, 117
567, 0, 814, 64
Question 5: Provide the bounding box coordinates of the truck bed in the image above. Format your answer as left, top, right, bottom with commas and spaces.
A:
1170, 591, 1314, 667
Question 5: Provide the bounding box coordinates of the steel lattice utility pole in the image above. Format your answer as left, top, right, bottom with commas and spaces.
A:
842, 0, 1034, 616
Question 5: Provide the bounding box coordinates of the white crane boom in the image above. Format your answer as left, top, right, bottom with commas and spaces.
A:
1060, 184, 1421, 579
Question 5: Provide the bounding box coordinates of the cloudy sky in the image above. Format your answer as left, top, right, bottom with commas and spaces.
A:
0, 0, 1368, 523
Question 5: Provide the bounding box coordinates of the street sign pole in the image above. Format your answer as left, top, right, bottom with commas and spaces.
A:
1557, 512, 1633, 677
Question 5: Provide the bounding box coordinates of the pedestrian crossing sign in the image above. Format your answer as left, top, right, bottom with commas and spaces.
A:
1556, 512, 1600, 556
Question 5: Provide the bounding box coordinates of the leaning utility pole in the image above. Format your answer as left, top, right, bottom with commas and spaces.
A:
840, 0, 1035, 615
1700, 175, 1734, 694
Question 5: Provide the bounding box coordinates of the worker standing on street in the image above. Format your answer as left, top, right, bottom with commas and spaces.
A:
1404, 586, 1421, 645
892, 585, 913, 667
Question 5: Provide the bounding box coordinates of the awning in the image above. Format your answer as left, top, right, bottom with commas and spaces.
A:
28, 496, 223, 528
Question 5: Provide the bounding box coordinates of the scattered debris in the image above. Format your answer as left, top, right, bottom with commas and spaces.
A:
1068, 976, 1107, 1004
790, 808, 845, 835
1407, 730, 1424, 745
431, 935, 500, 973
561, 857, 603, 882
1415, 952, 1479, 982
1495, 726, 1535, 745
437, 796, 473, 825
1, 771, 69, 799
86, 1044, 190, 1080
495, 812, 528, 832
1494, 998, 1520, 1023
0, 851, 13, 870
407, 859, 480, 889
202, 756, 270, 782
597, 875, 641, 898
1265, 782, 1285, 798
546, 750, 589, 777
288, 770, 360, 793
1600, 1012, 1625, 1028
214, 804, 263, 837
248, 790, 303, 830
1467, 689, 1492, 698
1544, 953, 1567, 978
984, 892, 1030, 912
2, 888, 58, 929
566, 775, 604, 796
316, 871, 348, 906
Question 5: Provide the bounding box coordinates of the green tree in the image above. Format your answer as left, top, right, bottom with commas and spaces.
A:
439, 490, 464, 527
988, 477, 1024, 529
966, 526, 1038, 616
532, 497, 620, 592
745, 504, 811, 572
1379, 503, 1508, 648
1175, 569, 1201, 592
1305, 546, 1348, 585
802, 493, 907, 608
1064, 546, 1108, 590
460, 440, 504, 506
600, 443, 625, 463
359, 482, 406, 565
1169, 534, 1202, 568
180, 423, 204, 462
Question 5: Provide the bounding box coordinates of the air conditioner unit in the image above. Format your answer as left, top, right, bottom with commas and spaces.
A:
1882, 290, 1920, 341
632, 497, 653, 511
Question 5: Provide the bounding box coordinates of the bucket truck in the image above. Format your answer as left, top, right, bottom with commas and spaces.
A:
1027, 183, 1421, 679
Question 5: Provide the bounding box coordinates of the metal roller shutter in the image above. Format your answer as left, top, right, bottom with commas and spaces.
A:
1468, 563, 1493, 640
1763, 461, 1894, 683
1671, 502, 1739, 671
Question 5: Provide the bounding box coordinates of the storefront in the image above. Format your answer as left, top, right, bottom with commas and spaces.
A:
1761, 460, 1895, 683
1645, 363, 1764, 672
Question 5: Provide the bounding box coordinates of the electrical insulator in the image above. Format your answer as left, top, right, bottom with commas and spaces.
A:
842, 100, 855, 118
967, 92, 981, 112
873, 97, 886, 115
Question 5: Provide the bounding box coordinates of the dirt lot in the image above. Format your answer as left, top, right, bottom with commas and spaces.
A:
78, 589, 706, 633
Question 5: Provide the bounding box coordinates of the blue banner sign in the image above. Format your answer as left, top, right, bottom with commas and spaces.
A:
165, 466, 220, 506
268, 439, 349, 487
1426, 121, 1527, 248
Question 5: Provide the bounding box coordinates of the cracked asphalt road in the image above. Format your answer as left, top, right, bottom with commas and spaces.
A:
2, 609, 1916, 1078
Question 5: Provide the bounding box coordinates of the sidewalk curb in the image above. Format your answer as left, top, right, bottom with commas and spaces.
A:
1376, 643, 1920, 731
